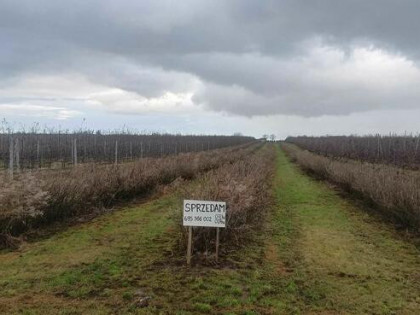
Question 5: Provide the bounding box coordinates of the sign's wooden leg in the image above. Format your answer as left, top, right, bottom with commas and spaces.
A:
187, 226, 192, 266
216, 227, 220, 263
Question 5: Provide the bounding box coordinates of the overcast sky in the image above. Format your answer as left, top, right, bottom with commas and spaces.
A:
1, 1, 420, 138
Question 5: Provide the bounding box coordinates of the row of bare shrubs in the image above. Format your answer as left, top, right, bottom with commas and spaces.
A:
286, 135, 420, 169
282, 143, 420, 232
178, 145, 276, 257
0, 142, 262, 246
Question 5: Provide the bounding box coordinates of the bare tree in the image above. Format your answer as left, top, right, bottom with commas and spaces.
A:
0, 126, 255, 170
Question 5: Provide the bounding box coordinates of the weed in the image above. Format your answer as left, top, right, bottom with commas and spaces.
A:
193, 302, 212, 313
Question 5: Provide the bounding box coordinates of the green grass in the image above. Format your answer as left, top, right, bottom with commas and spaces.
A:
0, 146, 419, 314
0, 193, 181, 313
274, 146, 420, 314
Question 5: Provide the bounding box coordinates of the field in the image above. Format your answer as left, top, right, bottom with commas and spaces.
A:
0, 137, 419, 314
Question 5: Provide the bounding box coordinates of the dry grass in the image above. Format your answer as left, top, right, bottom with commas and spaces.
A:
0, 143, 262, 245
282, 143, 420, 231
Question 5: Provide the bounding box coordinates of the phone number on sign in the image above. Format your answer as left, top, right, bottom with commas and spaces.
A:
183, 216, 213, 222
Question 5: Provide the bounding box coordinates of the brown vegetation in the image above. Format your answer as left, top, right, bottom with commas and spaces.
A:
0, 142, 261, 244
178, 145, 276, 255
282, 143, 420, 232
287, 135, 420, 169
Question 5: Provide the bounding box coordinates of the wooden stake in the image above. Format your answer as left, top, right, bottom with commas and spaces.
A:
36, 140, 40, 168
15, 138, 20, 173
8, 135, 14, 179
115, 140, 118, 165
216, 227, 220, 263
140, 141, 143, 158
187, 226, 193, 266
73, 139, 78, 166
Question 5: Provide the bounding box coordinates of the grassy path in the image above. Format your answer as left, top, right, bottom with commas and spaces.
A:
0, 146, 419, 314
273, 146, 420, 314
0, 194, 181, 313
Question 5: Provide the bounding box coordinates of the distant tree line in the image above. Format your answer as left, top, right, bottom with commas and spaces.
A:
286, 135, 420, 168
0, 131, 255, 173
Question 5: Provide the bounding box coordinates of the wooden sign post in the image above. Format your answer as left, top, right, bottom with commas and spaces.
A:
183, 200, 226, 266
187, 226, 192, 266
216, 227, 220, 263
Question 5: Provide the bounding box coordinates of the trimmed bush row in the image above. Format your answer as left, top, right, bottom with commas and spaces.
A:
282, 143, 420, 232
286, 135, 420, 169
0, 142, 262, 244
178, 144, 276, 255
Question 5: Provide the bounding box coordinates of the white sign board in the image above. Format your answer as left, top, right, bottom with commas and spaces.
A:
183, 200, 226, 228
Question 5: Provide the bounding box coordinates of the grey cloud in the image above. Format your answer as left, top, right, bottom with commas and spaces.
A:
81, 59, 198, 99
193, 78, 420, 118
1, 0, 420, 117
3, 0, 419, 55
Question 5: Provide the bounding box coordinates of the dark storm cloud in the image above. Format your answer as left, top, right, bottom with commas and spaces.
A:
1, 0, 420, 117
3, 1, 420, 55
